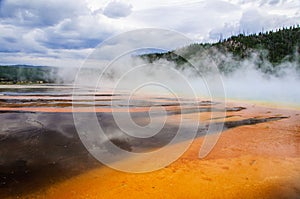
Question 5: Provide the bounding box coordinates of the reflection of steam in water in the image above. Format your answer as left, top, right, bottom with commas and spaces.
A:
0, 85, 213, 110
0, 107, 289, 192
0, 84, 293, 197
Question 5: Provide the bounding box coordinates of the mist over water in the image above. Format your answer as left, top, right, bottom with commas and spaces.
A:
222, 61, 300, 105
189, 49, 300, 105
56, 47, 300, 106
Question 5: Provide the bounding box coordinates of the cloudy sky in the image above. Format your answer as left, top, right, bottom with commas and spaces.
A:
0, 0, 299, 67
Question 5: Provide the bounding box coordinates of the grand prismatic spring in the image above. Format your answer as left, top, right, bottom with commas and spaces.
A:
0, 84, 299, 198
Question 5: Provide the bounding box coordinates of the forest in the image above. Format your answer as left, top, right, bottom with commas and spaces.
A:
1, 25, 299, 84
141, 25, 300, 74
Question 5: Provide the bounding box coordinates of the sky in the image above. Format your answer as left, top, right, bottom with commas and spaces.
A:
0, 0, 299, 67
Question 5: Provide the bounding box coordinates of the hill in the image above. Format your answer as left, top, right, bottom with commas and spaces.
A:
0, 65, 60, 84
1, 26, 299, 84
141, 25, 300, 74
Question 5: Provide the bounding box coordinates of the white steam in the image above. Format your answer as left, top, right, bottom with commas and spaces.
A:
222, 58, 300, 105
57, 48, 300, 106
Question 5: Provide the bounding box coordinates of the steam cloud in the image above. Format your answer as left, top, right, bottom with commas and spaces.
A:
57, 47, 300, 106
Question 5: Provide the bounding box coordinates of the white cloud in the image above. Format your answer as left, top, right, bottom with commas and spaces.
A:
38, 14, 121, 49
0, 0, 89, 27
0, 0, 299, 66
209, 0, 300, 41
103, 0, 133, 18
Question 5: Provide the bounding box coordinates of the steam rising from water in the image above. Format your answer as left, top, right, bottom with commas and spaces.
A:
56, 47, 300, 106
184, 49, 300, 105
222, 61, 300, 105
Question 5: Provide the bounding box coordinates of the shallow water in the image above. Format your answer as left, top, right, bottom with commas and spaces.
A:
0, 84, 299, 198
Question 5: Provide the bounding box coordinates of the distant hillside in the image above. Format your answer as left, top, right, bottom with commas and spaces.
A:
141, 25, 300, 74
1, 26, 299, 84
0, 65, 61, 84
